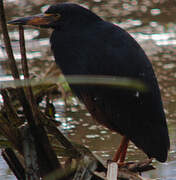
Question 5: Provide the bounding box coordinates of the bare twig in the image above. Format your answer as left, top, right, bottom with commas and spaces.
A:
0, 89, 23, 153
18, 25, 29, 78
1, 148, 25, 180
0, 0, 20, 79
18, 25, 40, 122
18, 24, 61, 176
20, 124, 40, 180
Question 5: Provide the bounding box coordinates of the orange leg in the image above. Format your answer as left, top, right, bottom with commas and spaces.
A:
119, 138, 129, 163
113, 136, 129, 163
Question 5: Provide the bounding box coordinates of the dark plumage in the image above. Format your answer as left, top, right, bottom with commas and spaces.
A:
9, 3, 170, 162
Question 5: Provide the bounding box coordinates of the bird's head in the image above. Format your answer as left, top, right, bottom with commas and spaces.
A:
8, 3, 102, 29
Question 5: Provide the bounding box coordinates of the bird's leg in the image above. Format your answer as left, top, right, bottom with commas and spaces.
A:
113, 136, 129, 163
119, 138, 129, 163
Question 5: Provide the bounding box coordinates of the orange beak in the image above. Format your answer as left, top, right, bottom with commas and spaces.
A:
8, 13, 60, 27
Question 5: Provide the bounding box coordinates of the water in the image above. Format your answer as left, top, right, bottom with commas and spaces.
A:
0, 0, 176, 179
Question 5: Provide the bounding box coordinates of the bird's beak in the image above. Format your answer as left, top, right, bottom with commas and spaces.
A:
8, 13, 60, 27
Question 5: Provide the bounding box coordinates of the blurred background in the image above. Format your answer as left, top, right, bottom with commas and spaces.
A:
0, 0, 176, 179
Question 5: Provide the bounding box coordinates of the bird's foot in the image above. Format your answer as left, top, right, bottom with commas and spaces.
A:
117, 161, 126, 168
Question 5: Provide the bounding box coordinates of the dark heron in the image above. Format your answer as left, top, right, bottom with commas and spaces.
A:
8, 3, 170, 163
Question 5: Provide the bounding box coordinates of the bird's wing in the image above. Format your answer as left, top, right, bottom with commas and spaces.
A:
70, 22, 169, 162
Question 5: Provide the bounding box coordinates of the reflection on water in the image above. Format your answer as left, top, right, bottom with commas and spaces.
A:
0, 0, 176, 179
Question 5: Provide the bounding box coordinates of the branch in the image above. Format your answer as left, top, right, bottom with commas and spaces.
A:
0, 0, 20, 79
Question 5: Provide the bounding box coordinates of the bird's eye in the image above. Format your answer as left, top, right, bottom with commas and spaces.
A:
55, 14, 61, 17
45, 13, 60, 18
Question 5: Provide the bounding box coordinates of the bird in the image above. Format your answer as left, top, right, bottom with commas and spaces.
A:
8, 2, 170, 163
